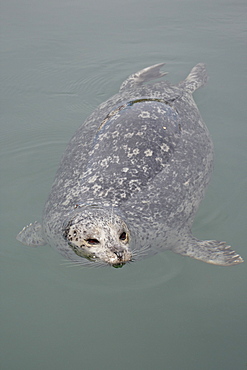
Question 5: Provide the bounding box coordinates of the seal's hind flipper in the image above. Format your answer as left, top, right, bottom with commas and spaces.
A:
120, 63, 167, 92
173, 238, 243, 266
179, 63, 208, 93
16, 221, 47, 247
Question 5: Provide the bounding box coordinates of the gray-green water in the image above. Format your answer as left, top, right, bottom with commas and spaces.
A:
1, 0, 246, 369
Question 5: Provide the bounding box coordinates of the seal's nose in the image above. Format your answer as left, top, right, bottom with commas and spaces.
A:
113, 250, 124, 261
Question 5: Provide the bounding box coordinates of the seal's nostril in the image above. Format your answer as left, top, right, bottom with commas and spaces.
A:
114, 251, 123, 260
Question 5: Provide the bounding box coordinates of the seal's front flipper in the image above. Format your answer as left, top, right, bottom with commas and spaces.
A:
173, 238, 244, 266
120, 63, 167, 92
179, 63, 208, 93
16, 221, 47, 247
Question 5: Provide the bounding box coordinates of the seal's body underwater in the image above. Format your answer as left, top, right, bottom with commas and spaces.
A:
17, 63, 243, 267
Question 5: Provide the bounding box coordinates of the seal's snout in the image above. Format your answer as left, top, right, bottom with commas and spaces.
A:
111, 249, 131, 268
108, 246, 132, 268
114, 250, 124, 261
110, 246, 125, 260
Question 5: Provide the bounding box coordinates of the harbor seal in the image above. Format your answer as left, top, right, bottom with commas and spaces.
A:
17, 63, 244, 268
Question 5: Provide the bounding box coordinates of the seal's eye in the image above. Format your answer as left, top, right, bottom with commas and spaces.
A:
119, 232, 127, 242
86, 238, 100, 245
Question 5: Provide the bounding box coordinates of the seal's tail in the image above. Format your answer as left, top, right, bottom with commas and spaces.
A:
180, 63, 208, 93
120, 63, 168, 92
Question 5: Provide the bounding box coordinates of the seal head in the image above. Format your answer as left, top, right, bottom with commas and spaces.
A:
63, 206, 132, 267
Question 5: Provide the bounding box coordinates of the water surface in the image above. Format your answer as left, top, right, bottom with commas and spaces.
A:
1, 0, 246, 369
